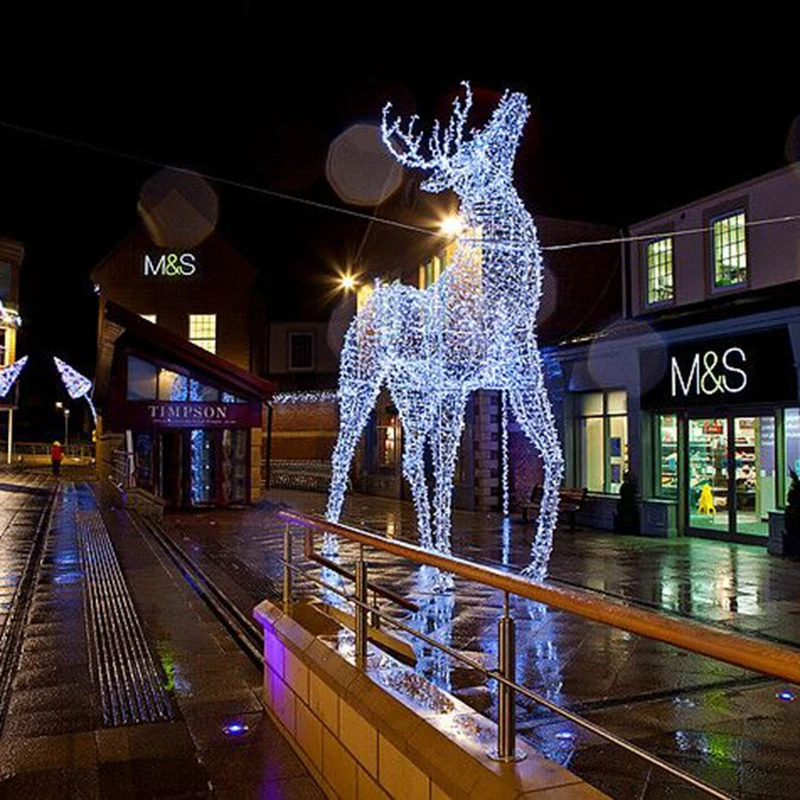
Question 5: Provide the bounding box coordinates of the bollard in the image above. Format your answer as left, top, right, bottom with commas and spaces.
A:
492, 592, 525, 761
283, 523, 293, 612
354, 551, 368, 664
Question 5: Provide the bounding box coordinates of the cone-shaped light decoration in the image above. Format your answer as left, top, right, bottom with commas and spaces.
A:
54, 357, 97, 425
0, 356, 28, 398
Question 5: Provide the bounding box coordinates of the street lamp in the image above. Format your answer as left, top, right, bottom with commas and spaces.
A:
340, 272, 357, 292
55, 402, 69, 452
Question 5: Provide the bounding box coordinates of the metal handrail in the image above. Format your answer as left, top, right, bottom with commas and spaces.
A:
279, 509, 800, 685
276, 508, 800, 800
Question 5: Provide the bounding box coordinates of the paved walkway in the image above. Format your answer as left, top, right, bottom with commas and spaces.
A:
0, 476, 323, 798
159, 488, 800, 800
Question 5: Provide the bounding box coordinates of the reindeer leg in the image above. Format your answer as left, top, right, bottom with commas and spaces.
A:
429, 393, 467, 591
508, 381, 564, 580
326, 378, 382, 554
391, 388, 433, 550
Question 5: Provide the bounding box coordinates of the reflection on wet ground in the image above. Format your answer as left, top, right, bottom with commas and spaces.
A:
163, 489, 800, 799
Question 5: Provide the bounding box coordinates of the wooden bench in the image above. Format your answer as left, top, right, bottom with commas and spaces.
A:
521, 485, 587, 532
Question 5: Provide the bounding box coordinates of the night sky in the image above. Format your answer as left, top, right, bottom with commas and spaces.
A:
0, 28, 797, 440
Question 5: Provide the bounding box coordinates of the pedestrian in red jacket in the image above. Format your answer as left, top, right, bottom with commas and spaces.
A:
51, 441, 64, 477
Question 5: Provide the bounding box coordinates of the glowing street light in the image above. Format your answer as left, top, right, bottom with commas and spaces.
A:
340, 273, 357, 292
439, 214, 463, 237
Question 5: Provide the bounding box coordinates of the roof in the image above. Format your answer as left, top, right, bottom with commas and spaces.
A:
95, 300, 276, 404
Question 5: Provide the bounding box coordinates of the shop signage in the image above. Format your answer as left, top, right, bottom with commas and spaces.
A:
640, 329, 797, 410
125, 401, 262, 429
143, 253, 197, 277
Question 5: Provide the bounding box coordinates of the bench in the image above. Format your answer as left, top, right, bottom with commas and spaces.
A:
521, 485, 587, 532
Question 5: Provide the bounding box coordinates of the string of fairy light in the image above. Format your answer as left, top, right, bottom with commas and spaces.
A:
325, 83, 564, 581
1, 119, 799, 255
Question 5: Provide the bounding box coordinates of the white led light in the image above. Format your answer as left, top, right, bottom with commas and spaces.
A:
326, 83, 563, 579
54, 357, 97, 425
272, 391, 338, 405
0, 356, 28, 397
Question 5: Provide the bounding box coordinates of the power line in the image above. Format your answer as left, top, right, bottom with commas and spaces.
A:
2, 119, 799, 253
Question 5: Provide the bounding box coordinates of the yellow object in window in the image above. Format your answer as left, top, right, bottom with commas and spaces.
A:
698, 484, 716, 515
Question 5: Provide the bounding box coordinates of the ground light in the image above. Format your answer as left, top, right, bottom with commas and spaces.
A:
222, 721, 250, 737
326, 83, 563, 580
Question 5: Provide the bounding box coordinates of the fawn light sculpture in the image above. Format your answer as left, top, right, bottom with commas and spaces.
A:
326, 83, 563, 580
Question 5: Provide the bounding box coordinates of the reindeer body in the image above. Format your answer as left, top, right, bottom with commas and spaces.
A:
326, 85, 563, 580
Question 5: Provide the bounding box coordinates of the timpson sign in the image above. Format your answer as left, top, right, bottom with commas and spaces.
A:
640, 328, 797, 410
125, 402, 262, 429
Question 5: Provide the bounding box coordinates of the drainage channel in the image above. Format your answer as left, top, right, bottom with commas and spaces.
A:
0, 475, 56, 724
130, 512, 264, 666
77, 509, 173, 726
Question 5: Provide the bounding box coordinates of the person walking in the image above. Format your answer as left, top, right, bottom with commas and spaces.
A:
51, 441, 64, 477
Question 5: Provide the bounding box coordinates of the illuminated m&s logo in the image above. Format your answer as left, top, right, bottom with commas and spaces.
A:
670, 347, 748, 397
143, 253, 197, 277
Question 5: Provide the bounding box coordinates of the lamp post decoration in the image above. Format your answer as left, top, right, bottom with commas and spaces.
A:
326, 83, 564, 581
0, 356, 28, 398
53, 357, 97, 426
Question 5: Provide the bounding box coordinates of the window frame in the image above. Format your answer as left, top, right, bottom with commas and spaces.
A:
644, 235, 675, 308
188, 313, 217, 354
576, 390, 628, 495
705, 202, 749, 294
288, 331, 314, 372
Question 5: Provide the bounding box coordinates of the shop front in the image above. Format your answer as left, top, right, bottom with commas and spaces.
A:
641, 327, 799, 543
96, 301, 275, 510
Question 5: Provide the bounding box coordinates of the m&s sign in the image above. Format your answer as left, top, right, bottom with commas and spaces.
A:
143, 253, 197, 277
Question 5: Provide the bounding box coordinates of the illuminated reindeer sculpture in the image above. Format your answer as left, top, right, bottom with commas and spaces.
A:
326, 84, 564, 579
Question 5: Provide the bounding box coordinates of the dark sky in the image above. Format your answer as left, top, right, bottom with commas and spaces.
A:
0, 26, 797, 438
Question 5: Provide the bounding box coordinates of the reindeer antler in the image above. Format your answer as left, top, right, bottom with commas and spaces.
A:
381, 82, 473, 169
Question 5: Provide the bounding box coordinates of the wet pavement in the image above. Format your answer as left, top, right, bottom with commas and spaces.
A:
0, 475, 323, 798
159, 488, 800, 799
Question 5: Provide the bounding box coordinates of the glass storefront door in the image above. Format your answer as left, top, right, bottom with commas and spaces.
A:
686, 415, 775, 539
688, 418, 730, 533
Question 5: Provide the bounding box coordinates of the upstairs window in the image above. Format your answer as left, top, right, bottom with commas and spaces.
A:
289, 332, 314, 371
140, 313, 157, 324
189, 314, 216, 354
646, 237, 674, 305
712, 211, 747, 288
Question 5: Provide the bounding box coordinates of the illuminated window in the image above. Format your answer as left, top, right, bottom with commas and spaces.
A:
712, 211, 747, 288
140, 313, 157, 324
576, 391, 628, 494
189, 314, 216, 353
646, 237, 673, 305
0, 328, 6, 366
289, 332, 313, 370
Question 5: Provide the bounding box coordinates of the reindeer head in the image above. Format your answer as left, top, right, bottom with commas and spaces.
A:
381, 83, 530, 202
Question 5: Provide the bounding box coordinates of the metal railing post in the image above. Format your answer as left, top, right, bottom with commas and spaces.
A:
354, 546, 368, 664
283, 523, 293, 612
492, 592, 524, 762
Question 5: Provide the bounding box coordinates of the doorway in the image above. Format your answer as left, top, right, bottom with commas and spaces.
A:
686, 415, 775, 540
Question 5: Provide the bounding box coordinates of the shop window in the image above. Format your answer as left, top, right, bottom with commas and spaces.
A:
0, 328, 7, 367
189, 379, 219, 402
127, 356, 157, 400
712, 211, 747, 288
190, 429, 216, 505
289, 332, 314, 371
189, 314, 216, 353
785, 409, 800, 493
655, 414, 678, 499
577, 391, 628, 494
158, 369, 188, 401
140, 313, 157, 325
646, 237, 673, 305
